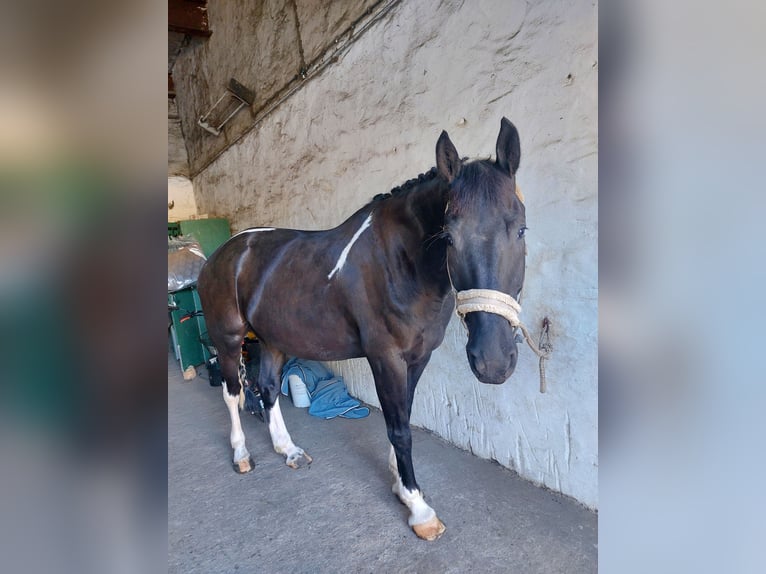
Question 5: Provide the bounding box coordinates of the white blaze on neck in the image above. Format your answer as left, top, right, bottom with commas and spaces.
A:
231, 227, 276, 238
327, 213, 372, 280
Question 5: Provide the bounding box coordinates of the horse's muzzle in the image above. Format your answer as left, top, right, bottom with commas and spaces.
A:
466, 341, 518, 385
457, 290, 522, 384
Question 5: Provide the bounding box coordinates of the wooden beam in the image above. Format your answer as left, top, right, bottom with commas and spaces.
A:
169, 0, 211, 37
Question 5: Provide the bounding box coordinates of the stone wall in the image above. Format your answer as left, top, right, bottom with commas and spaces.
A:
174, 0, 598, 508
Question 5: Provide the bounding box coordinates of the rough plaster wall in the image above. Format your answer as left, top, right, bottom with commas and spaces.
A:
168, 176, 197, 222
168, 96, 195, 220
293, 0, 381, 64
168, 98, 189, 177
190, 0, 597, 508
173, 0, 302, 175
172, 0, 379, 176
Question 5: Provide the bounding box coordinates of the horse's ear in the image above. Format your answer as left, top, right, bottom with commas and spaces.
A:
436, 130, 461, 183
496, 117, 521, 176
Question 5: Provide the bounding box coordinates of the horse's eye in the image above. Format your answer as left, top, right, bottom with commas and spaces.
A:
517, 226, 528, 239
444, 233, 454, 246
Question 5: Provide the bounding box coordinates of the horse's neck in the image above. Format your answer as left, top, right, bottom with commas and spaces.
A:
402, 178, 447, 237
399, 179, 452, 294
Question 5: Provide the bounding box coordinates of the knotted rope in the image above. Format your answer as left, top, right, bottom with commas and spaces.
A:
455, 288, 552, 393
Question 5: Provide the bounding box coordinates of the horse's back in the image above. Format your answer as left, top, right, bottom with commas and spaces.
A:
198, 225, 365, 358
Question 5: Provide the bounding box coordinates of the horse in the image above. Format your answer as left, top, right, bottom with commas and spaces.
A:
197, 118, 527, 541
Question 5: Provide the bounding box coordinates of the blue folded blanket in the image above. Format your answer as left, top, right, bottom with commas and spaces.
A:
280, 358, 369, 419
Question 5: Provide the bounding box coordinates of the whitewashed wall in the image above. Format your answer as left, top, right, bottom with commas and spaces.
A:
192, 0, 597, 508
168, 176, 197, 221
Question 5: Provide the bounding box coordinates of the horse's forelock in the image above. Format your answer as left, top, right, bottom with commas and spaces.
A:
447, 160, 517, 216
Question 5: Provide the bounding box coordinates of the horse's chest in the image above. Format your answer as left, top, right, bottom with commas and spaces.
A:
397, 296, 453, 356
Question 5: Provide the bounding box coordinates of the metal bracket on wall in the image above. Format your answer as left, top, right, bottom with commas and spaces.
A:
197, 78, 255, 136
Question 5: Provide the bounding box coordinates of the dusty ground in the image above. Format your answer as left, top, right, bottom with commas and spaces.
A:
168, 354, 597, 573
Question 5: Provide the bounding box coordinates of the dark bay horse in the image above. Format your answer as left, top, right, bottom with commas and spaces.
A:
197, 118, 527, 541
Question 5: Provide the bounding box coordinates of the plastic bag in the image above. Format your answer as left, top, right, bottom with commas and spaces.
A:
168, 236, 206, 292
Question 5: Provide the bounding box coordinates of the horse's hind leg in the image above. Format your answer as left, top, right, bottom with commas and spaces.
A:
217, 335, 253, 473
258, 345, 312, 469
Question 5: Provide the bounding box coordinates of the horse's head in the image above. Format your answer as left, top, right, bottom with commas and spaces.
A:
437, 118, 526, 385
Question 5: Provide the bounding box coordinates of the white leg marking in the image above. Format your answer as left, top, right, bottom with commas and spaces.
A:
389, 446, 437, 526
327, 213, 372, 279
223, 385, 250, 464
230, 227, 276, 238
268, 397, 295, 453
268, 398, 311, 467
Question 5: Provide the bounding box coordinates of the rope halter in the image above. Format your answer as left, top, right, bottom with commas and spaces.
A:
456, 289, 521, 328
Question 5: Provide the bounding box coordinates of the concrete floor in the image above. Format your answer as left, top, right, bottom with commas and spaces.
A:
168, 353, 597, 573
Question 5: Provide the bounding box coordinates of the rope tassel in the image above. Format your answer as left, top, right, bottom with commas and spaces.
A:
455, 289, 552, 393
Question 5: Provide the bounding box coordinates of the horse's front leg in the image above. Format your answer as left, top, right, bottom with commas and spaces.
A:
368, 354, 445, 541
258, 345, 312, 469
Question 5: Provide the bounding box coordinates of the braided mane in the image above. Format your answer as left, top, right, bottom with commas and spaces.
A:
369, 156, 474, 204
370, 167, 439, 203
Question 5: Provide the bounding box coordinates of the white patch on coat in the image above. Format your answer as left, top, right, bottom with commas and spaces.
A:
231, 227, 276, 238
223, 384, 249, 463
389, 445, 437, 526
327, 214, 372, 279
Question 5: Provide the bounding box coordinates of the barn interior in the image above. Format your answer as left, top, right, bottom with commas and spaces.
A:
168, 1, 598, 571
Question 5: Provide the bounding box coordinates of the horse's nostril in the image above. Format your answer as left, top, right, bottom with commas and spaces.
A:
467, 348, 486, 373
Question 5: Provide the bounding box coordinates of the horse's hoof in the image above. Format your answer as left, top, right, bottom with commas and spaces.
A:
233, 457, 254, 474
412, 516, 446, 541
285, 450, 312, 469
